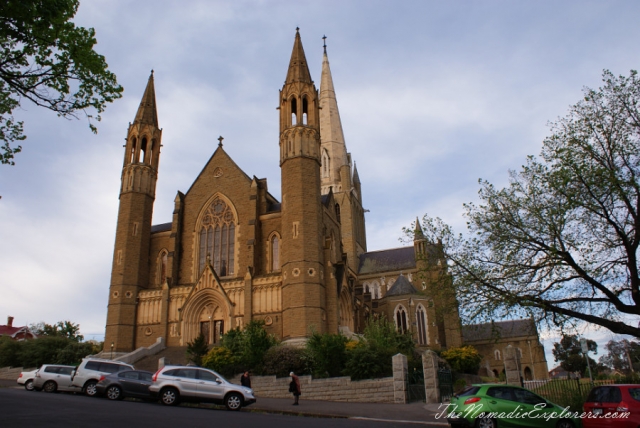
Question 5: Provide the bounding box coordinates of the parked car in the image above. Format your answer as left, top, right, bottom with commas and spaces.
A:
70, 358, 134, 397
17, 369, 37, 391
583, 384, 640, 428
149, 366, 256, 410
96, 370, 154, 401
447, 384, 579, 428
33, 365, 82, 393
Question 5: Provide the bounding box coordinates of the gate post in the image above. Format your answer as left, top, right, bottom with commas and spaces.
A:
504, 345, 522, 386
423, 350, 440, 403
392, 353, 408, 403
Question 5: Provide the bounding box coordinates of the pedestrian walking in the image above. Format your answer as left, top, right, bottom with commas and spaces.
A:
240, 371, 251, 388
289, 372, 301, 405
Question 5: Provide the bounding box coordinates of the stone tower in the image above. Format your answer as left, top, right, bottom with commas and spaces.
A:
319, 43, 366, 272
279, 29, 326, 343
104, 72, 162, 352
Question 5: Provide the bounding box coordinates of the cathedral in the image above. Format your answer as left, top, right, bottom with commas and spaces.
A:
105, 30, 544, 377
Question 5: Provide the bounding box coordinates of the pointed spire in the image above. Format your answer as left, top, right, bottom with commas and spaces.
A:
134, 70, 158, 127
414, 217, 425, 241
352, 162, 361, 184
285, 28, 312, 84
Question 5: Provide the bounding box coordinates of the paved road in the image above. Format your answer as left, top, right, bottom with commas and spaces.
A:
0, 387, 433, 428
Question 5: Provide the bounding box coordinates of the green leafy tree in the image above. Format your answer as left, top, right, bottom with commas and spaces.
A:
306, 332, 348, 378
0, 0, 123, 165
410, 70, 640, 337
552, 335, 598, 376
201, 347, 239, 377
219, 320, 277, 373
31, 320, 83, 341
599, 339, 640, 371
186, 333, 208, 366
262, 346, 311, 378
441, 346, 482, 374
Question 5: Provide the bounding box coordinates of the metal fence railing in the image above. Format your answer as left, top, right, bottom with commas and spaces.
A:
523, 378, 615, 411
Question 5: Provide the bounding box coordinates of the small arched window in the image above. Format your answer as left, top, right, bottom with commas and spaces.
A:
139, 137, 147, 163
291, 97, 297, 125
321, 150, 330, 178
129, 137, 137, 164
302, 96, 308, 125
494, 350, 501, 361
157, 250, 168, 285
335, 203, 341, 223
394, 305, 408, 334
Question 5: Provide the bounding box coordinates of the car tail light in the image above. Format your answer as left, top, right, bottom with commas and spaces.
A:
152, 369, 162, 382
464, 397, 481, 405
18, 373, 23, 379
617, 402, 629, 412
98, 375, 105, 382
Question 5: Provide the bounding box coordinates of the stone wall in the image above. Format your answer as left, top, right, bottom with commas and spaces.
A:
230, 374, 397, 403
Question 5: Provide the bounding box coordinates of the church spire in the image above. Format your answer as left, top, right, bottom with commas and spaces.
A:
320, 39, 348, 193
134, 70, 158, 127
285, 28, 312, 85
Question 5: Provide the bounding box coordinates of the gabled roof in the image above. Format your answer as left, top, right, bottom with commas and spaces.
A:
358, 246, 416, 275
151, 222, 172, 233
385, 274, 418, 296
462, 319, 538, 342
0, 325, 35, 339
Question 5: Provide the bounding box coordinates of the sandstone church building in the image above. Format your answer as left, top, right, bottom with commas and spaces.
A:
103, 30, 547, 379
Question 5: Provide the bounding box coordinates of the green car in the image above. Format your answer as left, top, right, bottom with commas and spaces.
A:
446, 384, 580, 428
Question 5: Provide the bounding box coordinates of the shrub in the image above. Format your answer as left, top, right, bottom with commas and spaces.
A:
186, 333, 208, 366
343, 345, 393, 380
263, 346, 311, 378
202, 346, 240, 377
441, 346, 482, 374
217, 320, 277, 375
306, 332, 348, 378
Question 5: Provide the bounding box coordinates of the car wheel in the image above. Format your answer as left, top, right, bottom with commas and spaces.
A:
160, 387, 179, 406
106, 385, 123, 400
475, 416, 496, 428
84, 380, 98, 397
225, 393, 243, 411
43, 380, 58, 393
24, 380, 34, 391
556, 419, 575, 428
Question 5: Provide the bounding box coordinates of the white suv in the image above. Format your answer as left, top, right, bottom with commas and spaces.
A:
149, 366, 256, 410
70, 358, 134, 396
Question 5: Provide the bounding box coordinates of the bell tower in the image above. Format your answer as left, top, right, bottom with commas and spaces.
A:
279, 29, 326, 342
105, 72, 162, 352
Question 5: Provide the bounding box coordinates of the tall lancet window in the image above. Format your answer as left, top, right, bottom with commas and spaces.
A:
302, 96, 308, 125
416, 304, 428, 345
321, 150, 330, 178
291, 97, 297, 125
198, 197, 236, 276
270, 234, 280, 272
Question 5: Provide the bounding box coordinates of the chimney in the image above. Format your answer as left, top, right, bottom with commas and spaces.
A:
7, 316, 14, 327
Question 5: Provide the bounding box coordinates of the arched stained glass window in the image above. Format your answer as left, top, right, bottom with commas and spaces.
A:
416, 305, 428, 345
198, 197, 236, 276
395, 305, 408, 334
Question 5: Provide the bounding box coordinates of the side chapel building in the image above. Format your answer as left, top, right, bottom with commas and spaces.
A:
104, 30, 547, 379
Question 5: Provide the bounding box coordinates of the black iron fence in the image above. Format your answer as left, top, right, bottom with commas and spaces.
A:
524, 378, 614, 411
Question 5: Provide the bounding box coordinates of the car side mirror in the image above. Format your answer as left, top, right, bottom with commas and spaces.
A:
215, 378, 221, 384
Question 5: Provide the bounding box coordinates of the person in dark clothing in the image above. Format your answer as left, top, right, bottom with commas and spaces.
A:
289, 372, 301, 405
240, 371, 251, 388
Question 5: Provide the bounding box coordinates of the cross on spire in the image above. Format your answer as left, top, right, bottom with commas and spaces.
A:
322, 35, 327, 53
218, 136, 224, 147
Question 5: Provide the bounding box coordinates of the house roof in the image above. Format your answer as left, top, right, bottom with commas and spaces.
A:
461, 319, 538, 342
358, 246, 416, 275
0, 325, 33, 339
151, 222, 172, 233
385, 274, 419, 296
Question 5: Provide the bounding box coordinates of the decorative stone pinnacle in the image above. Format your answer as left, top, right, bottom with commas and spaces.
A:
218, 136, 224, 147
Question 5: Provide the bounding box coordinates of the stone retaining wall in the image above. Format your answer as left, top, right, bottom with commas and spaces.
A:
0, 367, 26, 380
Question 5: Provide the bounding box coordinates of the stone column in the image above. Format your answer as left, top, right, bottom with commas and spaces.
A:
504, 345, 522, 386
422, 350, 440, 403
392, 353, 408, 404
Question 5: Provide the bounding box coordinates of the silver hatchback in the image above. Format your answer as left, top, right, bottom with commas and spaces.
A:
149, 366, 256, 411
33, 365, 82, 393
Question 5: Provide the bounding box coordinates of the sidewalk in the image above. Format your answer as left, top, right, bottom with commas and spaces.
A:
0, 379, 449, 425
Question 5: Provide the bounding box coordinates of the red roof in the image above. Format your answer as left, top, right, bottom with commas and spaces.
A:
0, 325, 35, 339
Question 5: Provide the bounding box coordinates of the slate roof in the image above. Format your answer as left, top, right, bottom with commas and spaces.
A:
385, 274, 419, 296
462, 319, 538, 342
151, 222, 172, 233
358, 247, 416, 275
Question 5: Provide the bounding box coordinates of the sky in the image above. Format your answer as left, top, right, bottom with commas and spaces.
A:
1, 0, 639, 368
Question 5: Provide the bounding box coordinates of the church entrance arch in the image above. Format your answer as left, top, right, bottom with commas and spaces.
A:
339, 287, 354, 332
181, 289, 231, 345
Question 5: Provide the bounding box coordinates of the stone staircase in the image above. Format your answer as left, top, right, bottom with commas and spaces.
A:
133, 346, 189, 372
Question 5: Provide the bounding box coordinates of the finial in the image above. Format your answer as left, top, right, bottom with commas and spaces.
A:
218, 136, 224, 147
296, 27, 300, 33
322, 35, 327, 53
151, 69, 154, 76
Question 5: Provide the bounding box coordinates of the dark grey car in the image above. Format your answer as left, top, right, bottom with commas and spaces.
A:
95, 370, 154, 400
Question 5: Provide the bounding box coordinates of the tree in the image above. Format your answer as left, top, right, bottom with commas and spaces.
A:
410, 70, 640, 337
441, 346, 483, 375
599, 339, 640, 371
0, 0, 123, 165
186, 333, 208, 366
552, 335, 598, 376
30, 320, 83, 341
